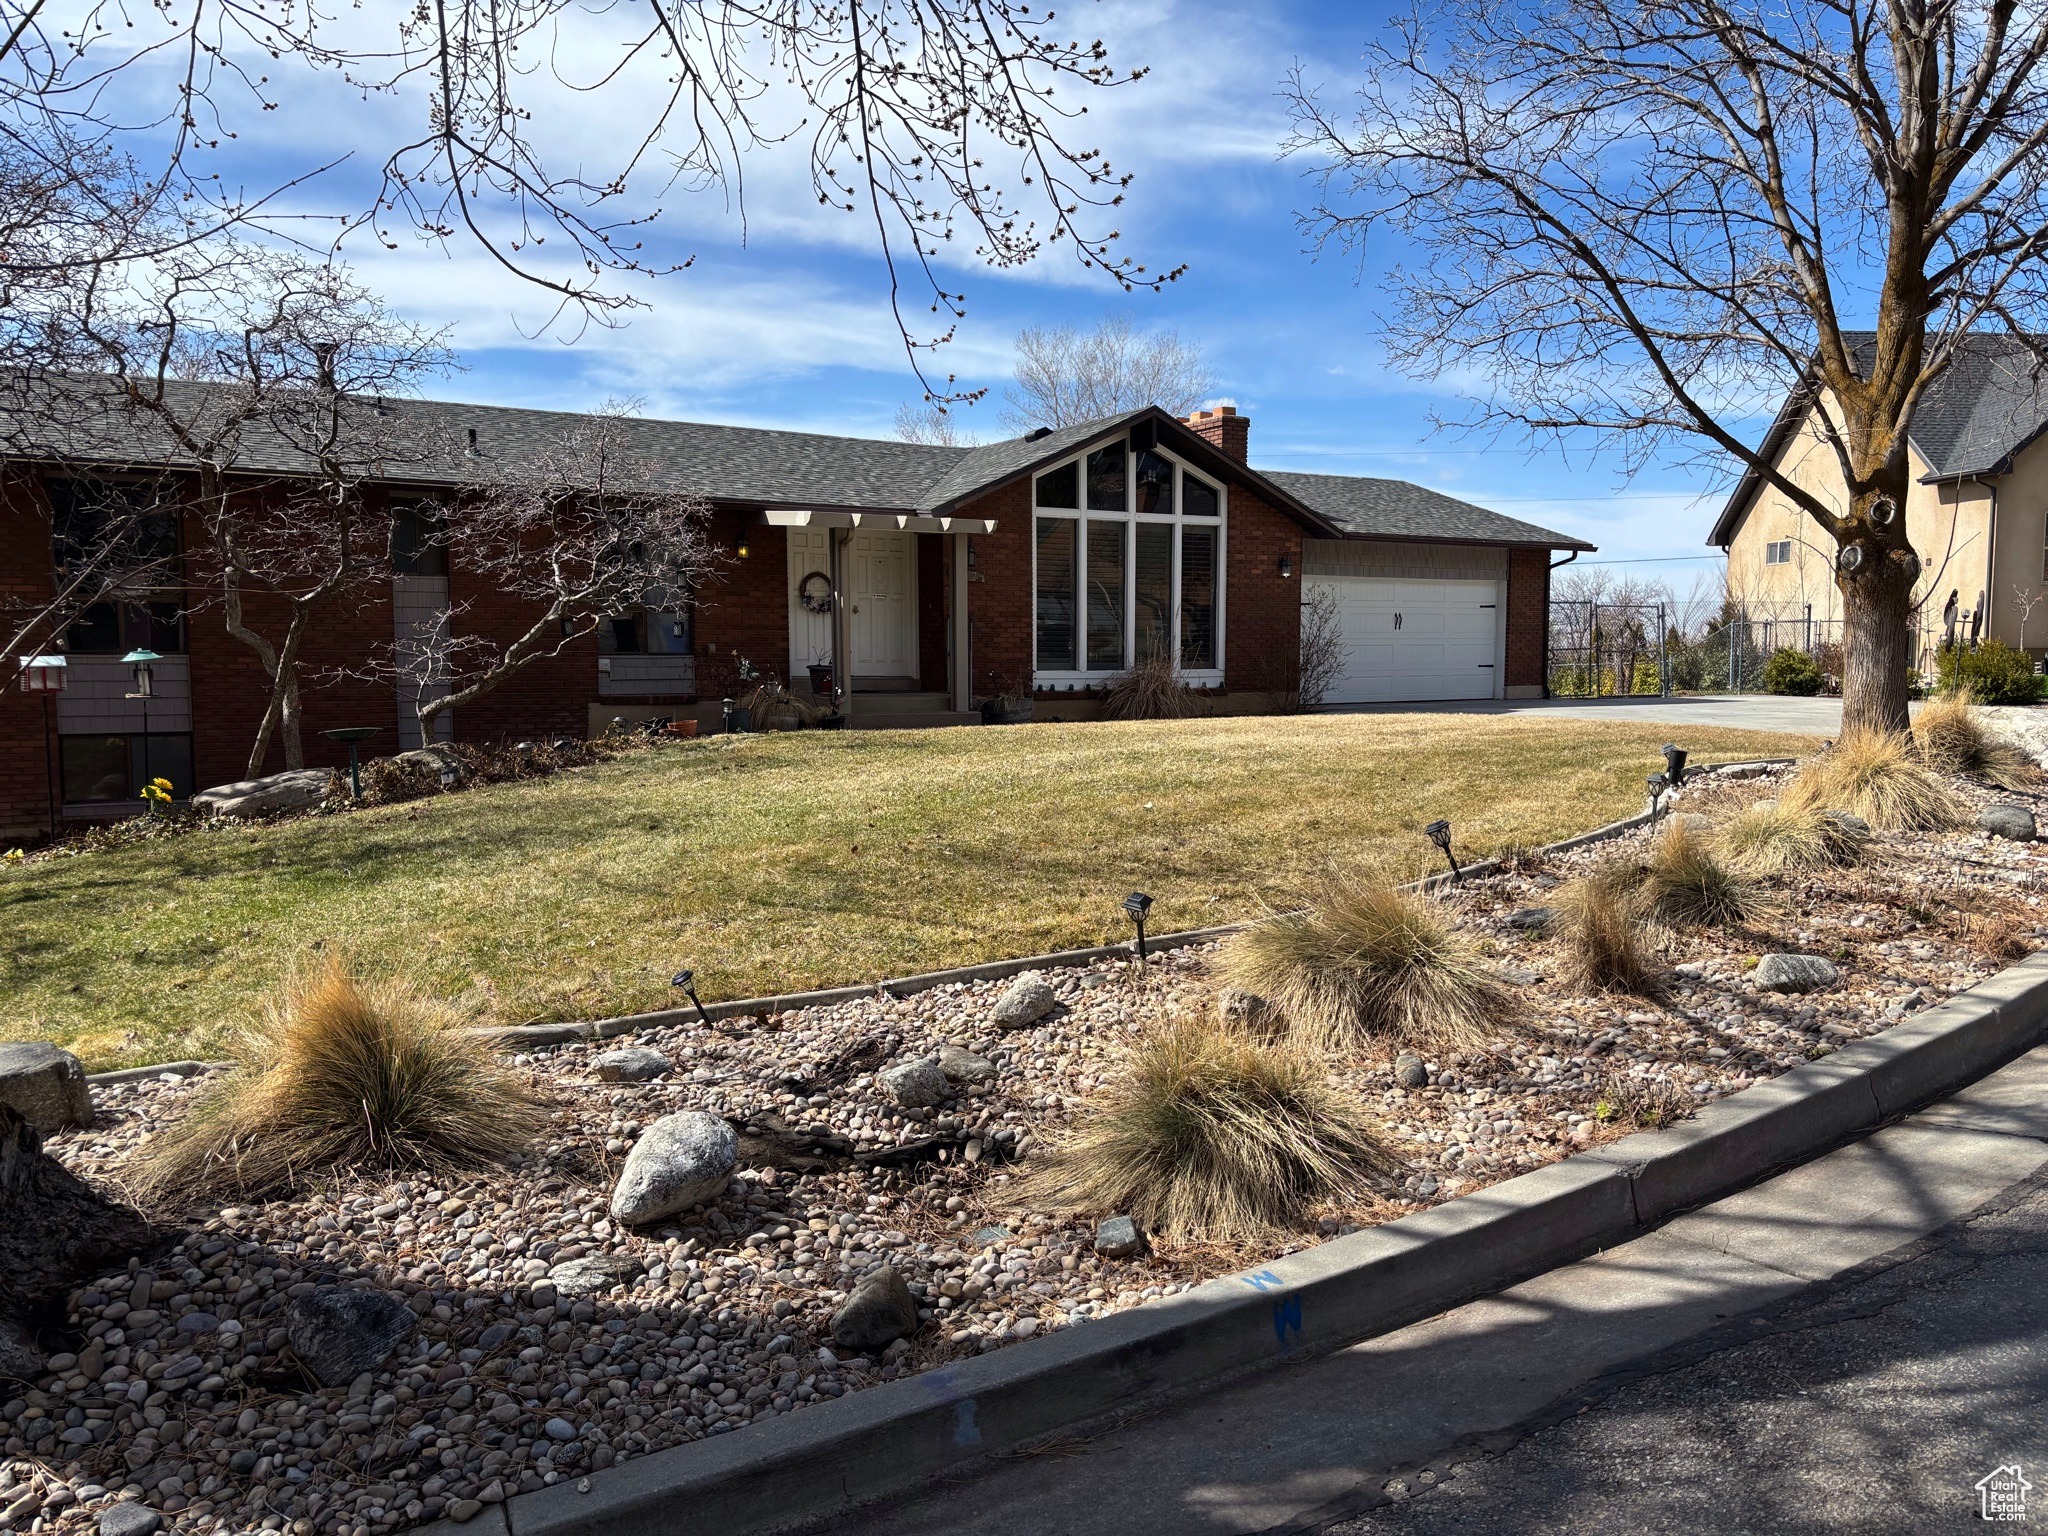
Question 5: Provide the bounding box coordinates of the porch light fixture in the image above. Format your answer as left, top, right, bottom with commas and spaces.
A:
1424, 819, 1462, 883
1279, 553, 1294, 579
670, 967, 711, 1025
1661, 743, 1688, 789
1123, 891, 1154, 963
736, 538, 751, 559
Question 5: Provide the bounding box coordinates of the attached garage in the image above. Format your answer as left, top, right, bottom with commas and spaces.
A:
1307, 574, 1502, 704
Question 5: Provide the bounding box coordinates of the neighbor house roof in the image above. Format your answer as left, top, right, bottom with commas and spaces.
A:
0, 375, 1589, 549
1709, 331, 2048, 546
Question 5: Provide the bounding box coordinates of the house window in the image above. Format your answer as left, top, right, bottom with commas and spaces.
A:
1765, 539, 1792, 565
60, 733, 193, 806
64, 600, 184, 655
1030, 439, 1227, 684
391, 502, 449, 576
48, 478, 184, 653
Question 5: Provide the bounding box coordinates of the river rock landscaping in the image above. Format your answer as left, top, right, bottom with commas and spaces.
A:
5, 757, 2048, 1536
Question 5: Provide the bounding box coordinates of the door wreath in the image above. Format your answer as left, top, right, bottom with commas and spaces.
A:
797, 571, 835, 615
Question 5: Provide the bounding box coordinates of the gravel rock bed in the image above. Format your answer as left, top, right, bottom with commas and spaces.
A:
7, 762, 2048, 1536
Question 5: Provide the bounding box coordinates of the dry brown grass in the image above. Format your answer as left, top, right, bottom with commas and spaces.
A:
130, 960, 543, 1202
1913, 691, 2040, 790
1783, 728, 1965, 831
1717, 802, 1869, 877
1099, 655, 1205, 720
1024, 1015, 1397, 1239
1221, 876, 1514, 1053
1553, 869, 1657, 994
1968, 911, 2035, 963
1641, 820, 1772, 928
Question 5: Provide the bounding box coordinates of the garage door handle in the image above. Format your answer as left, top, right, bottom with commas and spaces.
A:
1477, 663, 1494, 668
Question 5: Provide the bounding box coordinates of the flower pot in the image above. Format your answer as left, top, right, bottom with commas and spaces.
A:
724, 706, 752, 734
818, 713, 847, 731
807, 663, 835, 697
980, 697, 1034, 725
665, 718, 699, 738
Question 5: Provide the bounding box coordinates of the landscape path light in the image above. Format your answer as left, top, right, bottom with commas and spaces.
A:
1424, 819, 1462, 883
671, 968, 711, 1025
1662, 743, 1689, 789
1123, 891, 1154, 963
1647, 772, 1670, 821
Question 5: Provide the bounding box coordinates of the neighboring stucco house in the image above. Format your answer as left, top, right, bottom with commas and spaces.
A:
1, 393, 1589, 842
1711, 332, 2048, 661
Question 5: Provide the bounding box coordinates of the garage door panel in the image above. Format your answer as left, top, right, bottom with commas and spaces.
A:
1308, 575, 1502, 705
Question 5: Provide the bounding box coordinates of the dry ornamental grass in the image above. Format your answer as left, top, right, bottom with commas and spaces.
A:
1913, 691, 2040, 790
1025, 1015, 1396, 1239
1718, 801, 1870, 876
1639, 821, 1772, 928
1221, 877, 1514, 1053
1783, 728, 1965, 831
1553, 870, 1657, 994
129, 960, 544, 1203
1099, 655, 1204, 720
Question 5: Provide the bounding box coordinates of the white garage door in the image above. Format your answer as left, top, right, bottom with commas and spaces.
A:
1308, 577, 1502, 704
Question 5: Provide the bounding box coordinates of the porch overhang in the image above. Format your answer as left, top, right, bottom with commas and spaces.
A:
760, 508, 998, 535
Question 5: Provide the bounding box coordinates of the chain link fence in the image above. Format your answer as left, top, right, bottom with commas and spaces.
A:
1548, 599, 1670, 697
1550, 601, 1946, 697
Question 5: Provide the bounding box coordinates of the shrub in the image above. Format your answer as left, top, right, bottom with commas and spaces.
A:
1640, 820, 1770, 927
1024, 1016, 1395, 1239
1718, 802, 1869, 876
1553, 869, 1656, 994
1762, 647, 1823, 696
1935, 639, 2046, 705
1913, 689, 2039, 789
1101, 655, 1204, 720
1782, 728, 1964, 831
131, 960, 542, 1202
1221, 877, 1513, 1052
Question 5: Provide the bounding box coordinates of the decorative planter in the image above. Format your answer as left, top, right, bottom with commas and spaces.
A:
665, 718, 699, 738
807, 663, 836, 697
724, 707, 753, 734
980, 697, 1034, 725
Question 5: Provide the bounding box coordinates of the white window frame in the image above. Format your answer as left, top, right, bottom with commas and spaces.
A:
1764, 539, 1792, 566
1030, 438, 1228, 690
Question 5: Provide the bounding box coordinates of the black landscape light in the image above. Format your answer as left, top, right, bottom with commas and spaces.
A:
1647, 772, 1670, 821
321, 726, 381, 799
1424, 819, 1462, 883
670, 968, 711, 1025
1661, 743, 1689, 789
1123, 891, 1154, 963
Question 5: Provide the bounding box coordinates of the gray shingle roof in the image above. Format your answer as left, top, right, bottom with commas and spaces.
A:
0, 375, 1588, 548
1263, 470, 1593, 549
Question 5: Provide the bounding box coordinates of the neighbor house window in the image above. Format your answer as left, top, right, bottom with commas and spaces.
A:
48, 478, 185, 654
1031, 438, 1227, 683
60, 733, 193, 806
1765, 539, 1792, 565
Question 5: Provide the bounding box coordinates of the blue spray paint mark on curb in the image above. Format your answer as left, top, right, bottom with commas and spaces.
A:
1241, 1270, 1284, 1292
953, 1399, 982, 1446
1272, 1295, 1302, 1343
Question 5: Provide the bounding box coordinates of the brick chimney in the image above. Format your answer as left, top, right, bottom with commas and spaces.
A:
1183, 405, 1248, 461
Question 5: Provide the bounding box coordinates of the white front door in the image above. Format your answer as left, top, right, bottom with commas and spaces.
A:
787, 527, 835, 679
1310, 576, 1501, 704
849, 530, 917, 680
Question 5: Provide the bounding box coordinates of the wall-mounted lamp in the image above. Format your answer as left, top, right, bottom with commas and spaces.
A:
967, 538, 978, 569
736, 539, 751, 559
1279, 553, 1294, 579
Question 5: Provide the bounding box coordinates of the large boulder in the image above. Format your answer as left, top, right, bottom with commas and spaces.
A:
1978, 804, 2038, 842
0, 1105, 151, 1321
992, 971, 1058, 1029
879, 1055, 949, 1108
192, 768, 333, 819
284, 1287, 417, 1386
394, 745, 465, 785
609, 1111, 736, 1226
1754, 953, 1841, 994
0, 1042, 92, 1133
830, 1265, 919, 1353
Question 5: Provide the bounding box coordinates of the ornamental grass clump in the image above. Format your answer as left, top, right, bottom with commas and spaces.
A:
1026, 1015, 1395, 1239
1782, 728, 1964, 831
131, 960, 542, 1202
1640, 820, 1770, 928
1718, 801, 1869, 877
1913, 690, 2039, 790
1553, 867, 1657, 994
1100, 654, 1204, 720
1221, 876, 1512, 1053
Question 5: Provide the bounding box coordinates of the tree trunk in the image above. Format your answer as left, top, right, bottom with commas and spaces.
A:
1839, 548, 1915, 735
0, 1105, 154, 1321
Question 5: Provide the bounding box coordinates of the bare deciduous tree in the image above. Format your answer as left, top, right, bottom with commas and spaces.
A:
893, 400, 979, 447
1287, 0, 2048, 732
1004, 314, 1218, 429
398, 405, 719, 735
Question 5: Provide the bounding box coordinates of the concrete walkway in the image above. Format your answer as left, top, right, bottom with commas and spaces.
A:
1326, 693, 1844, 734
814, 1044, 2048, 1536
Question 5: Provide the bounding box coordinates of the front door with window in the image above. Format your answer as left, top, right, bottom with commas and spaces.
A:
849, 530, 917, 680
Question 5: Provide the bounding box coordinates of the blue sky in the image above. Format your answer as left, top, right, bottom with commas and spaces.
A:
210, 0, 1742, 576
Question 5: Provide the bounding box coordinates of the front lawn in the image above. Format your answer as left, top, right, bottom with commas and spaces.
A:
1, 714, 1815, 1069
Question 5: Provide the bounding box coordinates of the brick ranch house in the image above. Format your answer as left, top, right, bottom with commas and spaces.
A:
0, 396, 1590, 842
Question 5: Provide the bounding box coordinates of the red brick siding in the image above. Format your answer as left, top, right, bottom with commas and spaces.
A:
1224, 488, 1303, 693
916, 531, 946, 689
1505, 547, 1550, 692
1184, 408, 1249, 461
694, 514, 787, 697
955, 481, 1033, 700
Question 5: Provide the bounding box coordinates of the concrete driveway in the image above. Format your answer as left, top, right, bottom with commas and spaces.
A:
1327, 693, 1844, 734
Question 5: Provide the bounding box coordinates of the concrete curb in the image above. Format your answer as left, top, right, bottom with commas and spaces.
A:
458, 919, 2048, 1536
480, 758, 1793, 1052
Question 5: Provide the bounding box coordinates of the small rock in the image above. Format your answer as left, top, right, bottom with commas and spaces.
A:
879, 1056, 949, 1108
285, 1288, 417, 1387
1393, 1053, 1429, 1089
1751, 796, 1780, 812
1215, 986, 1272, 1029
447, 1500, 484, 1524
0, 1042, 93, 1132
969, 1225, 1012, 1249
99, 1504, 161, 1536
936, 1045, 996, 1084
593, 1047, 669, 1083
549, 1253, 644, 1297
1677, 813, 1712, 832
1820, 809, 1872, 835
1978, 804, 2037, 842
478, 1324, 515, 1351
544, 1417, 578, 1442
609, 1111, 737, 1225
1505, 907, 1556, 932
992, 971, 1057, 1029
1754, 954, 1841, 994
0, 1316, 41, 1378
1093, 1216, 1146, 1259
1501, 966, 1540, 987
229, 1449, 259, 1475
831, 1266, 920, 1353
